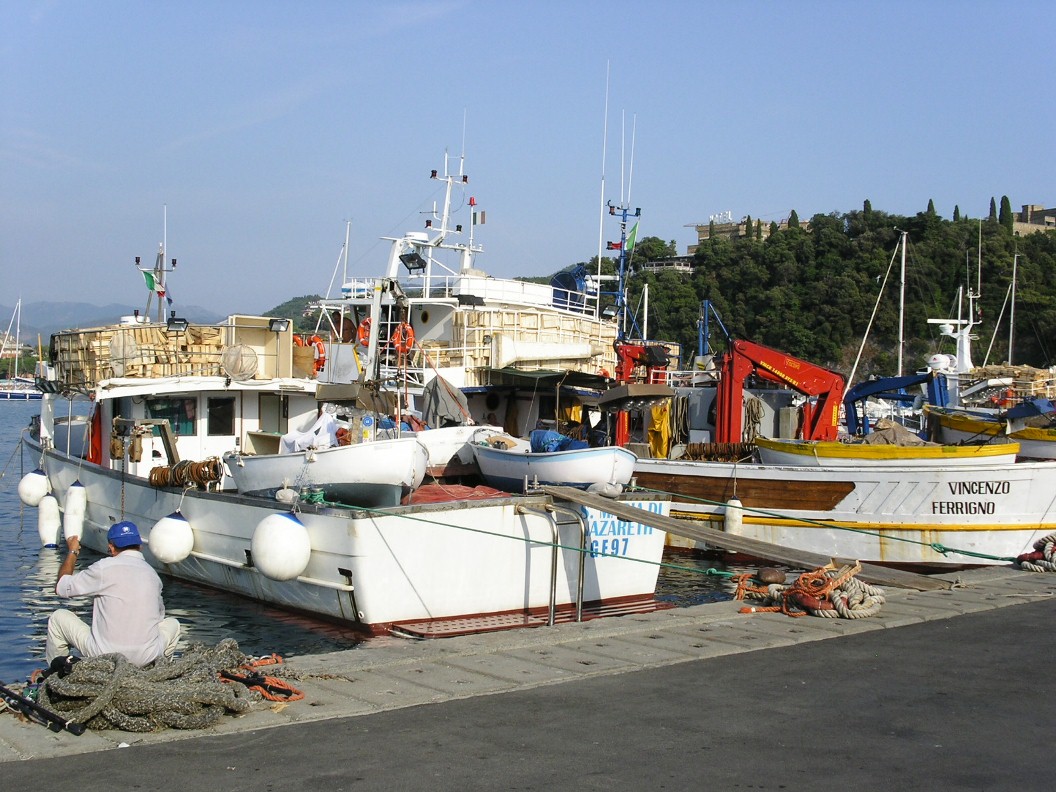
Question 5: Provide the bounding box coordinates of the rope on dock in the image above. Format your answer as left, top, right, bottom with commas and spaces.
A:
733, 561, 886, 618
34, 639, 300, 732
1015, 533, 1056, 572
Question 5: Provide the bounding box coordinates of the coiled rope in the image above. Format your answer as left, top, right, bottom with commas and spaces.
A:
149, 457, 224, 489
733, 561, 886, 619
35, 639, 300, 732
1015, 533, 1056, 572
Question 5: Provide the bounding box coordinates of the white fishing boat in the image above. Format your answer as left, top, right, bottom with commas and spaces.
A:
223, 436, 429, 507
18, 183, 671, 635
632, 453, 1056, 568
753, 435, 1020, 467
472, 432, 637, 492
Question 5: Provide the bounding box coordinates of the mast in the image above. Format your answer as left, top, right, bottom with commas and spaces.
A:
1009, 252, 1018, 365
897, 230, 906, 377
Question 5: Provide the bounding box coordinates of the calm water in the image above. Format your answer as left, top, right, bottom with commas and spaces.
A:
0, 400, 741, 684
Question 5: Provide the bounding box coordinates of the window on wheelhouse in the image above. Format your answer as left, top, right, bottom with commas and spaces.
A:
207, 397, 236, 436
145, 397, 197, 436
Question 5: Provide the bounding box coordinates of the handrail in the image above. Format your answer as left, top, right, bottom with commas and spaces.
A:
515, 504, 560, 626
546, 504, 587, 622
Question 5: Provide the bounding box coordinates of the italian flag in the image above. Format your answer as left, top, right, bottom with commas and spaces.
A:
625, 221, 639, 255
142, 271, 166, 297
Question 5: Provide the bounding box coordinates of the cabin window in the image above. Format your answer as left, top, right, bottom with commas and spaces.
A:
207, 397, 236, 436
145, 397, 197, 436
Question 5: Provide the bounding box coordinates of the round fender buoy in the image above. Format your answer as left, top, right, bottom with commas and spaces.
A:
251, 512, 311, 581
724, 497, 743, 534
63, 480, 87, 541
38, 494, 61, 548
149, 511, 195, 564
19, 468, 51, 507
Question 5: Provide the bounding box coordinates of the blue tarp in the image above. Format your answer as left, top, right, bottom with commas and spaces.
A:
529, 430, 589, 452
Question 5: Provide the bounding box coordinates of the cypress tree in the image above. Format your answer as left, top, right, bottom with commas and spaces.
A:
788, 209, 800, 229
989, 197, 998, 221
927, 198, 936, 216
953, 205, 961, 221
999, 195, 1014, 230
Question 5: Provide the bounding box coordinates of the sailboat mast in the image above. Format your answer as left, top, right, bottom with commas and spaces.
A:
1009, 252, 1018, 365
897, 230, 906, 377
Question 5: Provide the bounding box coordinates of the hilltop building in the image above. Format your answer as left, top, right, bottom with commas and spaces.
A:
685, 211, 803, 254
1015, 204, 1056, 236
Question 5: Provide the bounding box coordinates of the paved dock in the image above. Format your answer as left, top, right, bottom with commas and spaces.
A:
3, 564, 1056, 789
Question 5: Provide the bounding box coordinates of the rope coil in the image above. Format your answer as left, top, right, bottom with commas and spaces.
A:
1015, 533, 1056, 572
733, 562, 886, 619
149, 457, 224, 489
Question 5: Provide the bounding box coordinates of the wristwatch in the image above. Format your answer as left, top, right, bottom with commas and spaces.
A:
69, 549, 80, 556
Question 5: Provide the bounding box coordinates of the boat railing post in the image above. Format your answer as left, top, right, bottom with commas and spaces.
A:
547, 504, 586, 622
516, 504, 559, 626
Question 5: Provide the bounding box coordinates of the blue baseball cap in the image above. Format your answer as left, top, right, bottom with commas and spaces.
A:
107, 521, 142, 548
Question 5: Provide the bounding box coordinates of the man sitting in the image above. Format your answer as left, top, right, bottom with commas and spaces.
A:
46, 521, 181, 668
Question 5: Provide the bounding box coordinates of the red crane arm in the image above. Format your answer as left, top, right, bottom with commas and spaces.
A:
714, 339, 845, 443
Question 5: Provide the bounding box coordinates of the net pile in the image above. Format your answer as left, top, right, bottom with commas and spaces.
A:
36, 639, 289, 732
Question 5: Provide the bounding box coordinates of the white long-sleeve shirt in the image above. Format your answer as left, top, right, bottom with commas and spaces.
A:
56, 549, 168, 667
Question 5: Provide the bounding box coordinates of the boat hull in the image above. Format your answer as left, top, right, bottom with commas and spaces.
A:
931, 409, 1056, 461
33, 439, 667, 632
223, 437, 429, 507
633, 455, 1056, 567
472, 443, 637, 492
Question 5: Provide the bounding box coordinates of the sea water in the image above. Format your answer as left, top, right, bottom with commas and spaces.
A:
0, 400, 737, 683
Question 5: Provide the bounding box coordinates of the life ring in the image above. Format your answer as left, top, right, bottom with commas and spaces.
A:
357, 318, 372, 347
306, 335, 326, 372
389, 322, 415, 355
293, 335, 306, 347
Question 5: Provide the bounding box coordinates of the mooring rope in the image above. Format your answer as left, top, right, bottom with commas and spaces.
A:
733, 562, 886, 619
34, 639, 299, 732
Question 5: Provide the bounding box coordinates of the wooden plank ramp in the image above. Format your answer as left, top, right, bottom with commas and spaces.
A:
542, 485, 952, 591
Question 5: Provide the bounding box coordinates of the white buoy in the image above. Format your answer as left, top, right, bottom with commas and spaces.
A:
724, 497, 743, 535
18, 468, 51, 507
148, 511, 195, 564
251, 512, 311, 581
38, 494, 61, 547
63, 480, 87, 541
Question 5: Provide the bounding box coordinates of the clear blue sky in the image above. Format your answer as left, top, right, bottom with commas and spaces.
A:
2, 1, 1053, 316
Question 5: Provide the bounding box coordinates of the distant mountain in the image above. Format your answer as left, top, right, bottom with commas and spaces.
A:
0, 301, 227, 342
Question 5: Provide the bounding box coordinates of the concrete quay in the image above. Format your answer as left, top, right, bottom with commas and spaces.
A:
3, 564, 1056, 790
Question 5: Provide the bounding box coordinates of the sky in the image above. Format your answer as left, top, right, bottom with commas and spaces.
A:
2, 1, 1054, 318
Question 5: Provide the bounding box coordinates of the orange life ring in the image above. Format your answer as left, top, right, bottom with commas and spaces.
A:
293, 335, 307, 347
389, 322, 415, 355
357, 318, 372, 347
306, 335, 326, 372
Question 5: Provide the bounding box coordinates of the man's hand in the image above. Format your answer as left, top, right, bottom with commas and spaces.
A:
56, 535, 82, 590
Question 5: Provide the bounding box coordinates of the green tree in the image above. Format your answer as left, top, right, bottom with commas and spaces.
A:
788, 210, 800, 229
999, 196, 1014, 231
989, 197, 998, 222
953, 205, 961, 222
